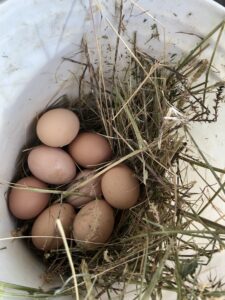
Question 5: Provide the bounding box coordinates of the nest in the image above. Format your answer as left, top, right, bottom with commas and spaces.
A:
6, 11, 225, 300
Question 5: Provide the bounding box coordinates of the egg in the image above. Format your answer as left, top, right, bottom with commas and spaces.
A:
68, 132, 112, 168
32, 203, 75, 251
8, 176, 49, 220
101, 164, 140, 209
36, 108, 80, 147
28, 145, 76, 185
67, 169, 102, 208
73, 200, 114, 249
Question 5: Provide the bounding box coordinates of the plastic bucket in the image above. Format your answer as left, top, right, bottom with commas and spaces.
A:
0, 0, 225, 299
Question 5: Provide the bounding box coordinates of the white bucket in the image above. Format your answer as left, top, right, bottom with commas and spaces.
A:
0, 0, 225, 299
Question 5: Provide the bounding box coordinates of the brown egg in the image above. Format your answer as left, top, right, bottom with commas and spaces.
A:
67, 170, 102, 208
73, 200, 114, 249
36, 108, 80, 147
28, 145, 76, 185
32, 203, 75, 251
8, 176, 49, 220
101, 164, 140, 209
68, 132, 112, 168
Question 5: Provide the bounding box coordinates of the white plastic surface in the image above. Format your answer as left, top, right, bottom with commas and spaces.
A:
0, 0, 224, 299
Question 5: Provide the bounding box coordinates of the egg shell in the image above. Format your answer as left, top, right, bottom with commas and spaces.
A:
67, 169, 102, 208
101, 164, 140, 209
68, 132, 112, 168
8, 176, 49, 220
28, 145, 76, 185
73, 200, 114, 249
36, 108, 80, 147
32, 203, 75, 251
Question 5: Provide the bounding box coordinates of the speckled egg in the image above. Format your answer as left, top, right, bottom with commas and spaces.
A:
67, 169, 102, 208
73, 200, 114, 249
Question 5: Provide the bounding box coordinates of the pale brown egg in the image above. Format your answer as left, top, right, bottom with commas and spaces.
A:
36, 108, 80, 147
101, 164, 140, 209
32, 203, 75, 251
68, 132, 112, 168
67, 169, 102, 208
8, 176, 49, 220
73, 200, 114, 249
28, 145, 76, 185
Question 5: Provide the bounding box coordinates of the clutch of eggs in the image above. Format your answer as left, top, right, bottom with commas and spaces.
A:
8, 107, 140, 252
